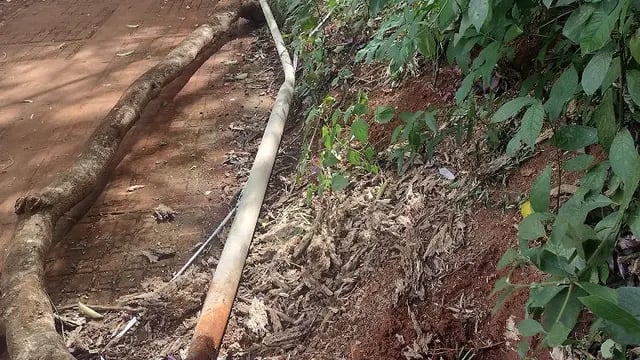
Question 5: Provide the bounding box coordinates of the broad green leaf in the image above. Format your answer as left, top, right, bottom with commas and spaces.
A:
536, 249, 574, 276
454, 36, 479, 73
331, 173, 349, 191
599, 259, 610, 284
504, 24, 523, 42
628, 206, 640, 239
518, 319, 544, 336
491, 278, 511, 297
497, 248, 518, 270
565, 222, 598, 259
456, 72, 476, 105
595, 212, 620, 244
520, 75, 540, 97
391, 126, 403, 143
596, 287, 640, 345
528, 285, 565, 309
343, 105, 355, 123
363, 146, 376, 162
353, 103, 367, 115
580, 5, 616, 54
492, 97, 538, 123
563, 154, 595, 172
630, 29, 640, 64
424, 112, 437, 133
506, 133, 522, 156
518, 212, 547, 240
607, 174, 622, 197
582, 46, 614, 95
609, 129, 640, 200
585, 194, 615, 212
593, 90, 618, 151
577, 281, 617, 302
542, 285, 585, 346
551, 125, 598, 150
346, 150, 361, 166
374, 106, 395, 124
399, 111, 419, 123
579, 294, 640, 342
581, 161, 610, 192
520, 103, 545, 148
628, 70, 640, 107
322, 152, 338, 167
543, 0, 553, 7
453, 16, 474, 48
545, 66, 579, 122
517, 339, 530, 358
493, 284, 517, 313
369, 0, 388, 16
601, 57, 620, 92
438, 0, 457, 30
616, 287, 640, 318
322, 126, 332, 149
474, 42, 502, 87
351, 118, 369, 143
468, 0, 490, 31
563, 4, 595, 43
531, 166, 551, 212
416, 32, 436, 59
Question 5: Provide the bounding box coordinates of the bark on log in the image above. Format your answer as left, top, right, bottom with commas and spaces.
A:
1, 5, 260, 359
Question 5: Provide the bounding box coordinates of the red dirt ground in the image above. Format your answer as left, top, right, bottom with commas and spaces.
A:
0, 0, 274, 314
0, 3, 581, 360
298, 151, 559, 360
291, 70, 576, 359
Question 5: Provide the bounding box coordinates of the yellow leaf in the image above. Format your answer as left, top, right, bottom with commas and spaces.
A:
520, 200, 533, 218
78, 302, 103, 319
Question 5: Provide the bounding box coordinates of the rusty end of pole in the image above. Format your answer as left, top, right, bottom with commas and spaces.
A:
186, 298, 233, 360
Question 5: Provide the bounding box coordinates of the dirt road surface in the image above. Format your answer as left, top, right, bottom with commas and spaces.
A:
0, 0, 274, 309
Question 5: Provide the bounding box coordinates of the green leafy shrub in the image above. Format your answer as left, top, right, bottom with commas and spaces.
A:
299, 92, 380, 197
280, 0, 640, 354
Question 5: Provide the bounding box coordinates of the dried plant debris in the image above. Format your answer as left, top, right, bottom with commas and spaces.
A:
220, 164, 473, 357
61, 163, 473, 359
153, 204, 176, 223
62, 155, 474, 359
614, 234, 640, 284
140, 247, 176, 264
64, 269, 211, 360
126, 185, 146, 192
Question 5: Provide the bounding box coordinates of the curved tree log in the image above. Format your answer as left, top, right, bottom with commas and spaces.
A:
1, 5, 262, 359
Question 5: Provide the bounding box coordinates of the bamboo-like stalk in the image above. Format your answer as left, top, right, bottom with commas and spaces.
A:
185, 0, 295, 358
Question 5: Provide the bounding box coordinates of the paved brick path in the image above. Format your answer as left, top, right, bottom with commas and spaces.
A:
0, 0, 273, 305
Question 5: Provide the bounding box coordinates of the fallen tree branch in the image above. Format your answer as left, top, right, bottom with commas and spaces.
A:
186, 0, 296, 358
0, 6, 260, 359
55, 303, 144, 314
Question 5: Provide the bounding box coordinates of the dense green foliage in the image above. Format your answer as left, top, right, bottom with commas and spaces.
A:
277, 0, 640, 356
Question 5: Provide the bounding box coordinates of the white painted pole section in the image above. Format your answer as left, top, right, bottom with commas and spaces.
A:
187, 1, 295, 357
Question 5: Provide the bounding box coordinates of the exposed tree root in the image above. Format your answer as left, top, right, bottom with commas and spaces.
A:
1, 4, 263, 359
